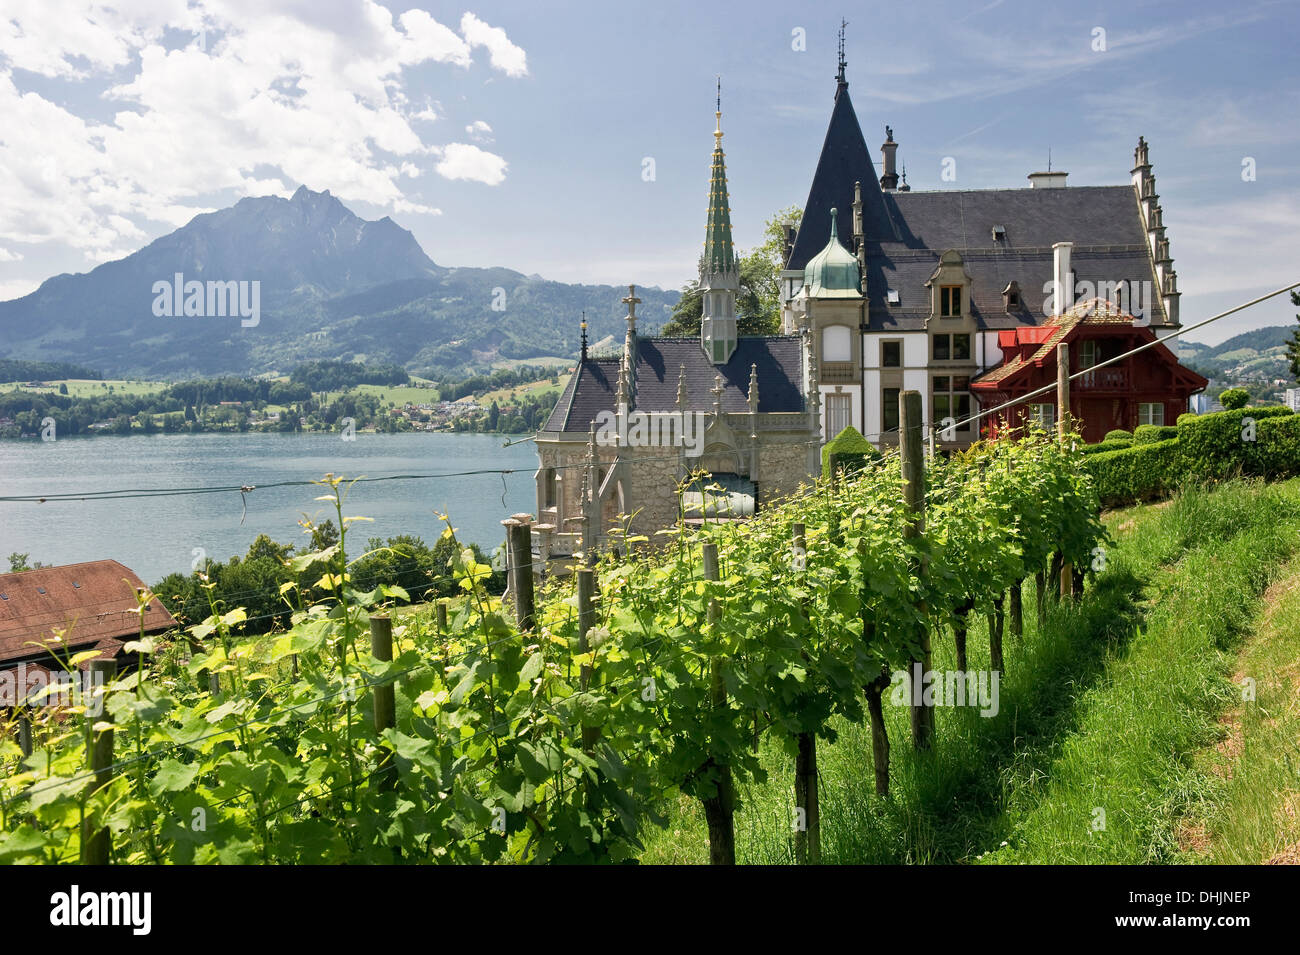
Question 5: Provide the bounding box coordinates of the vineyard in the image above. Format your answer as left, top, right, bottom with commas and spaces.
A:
0, 425, 1104, 864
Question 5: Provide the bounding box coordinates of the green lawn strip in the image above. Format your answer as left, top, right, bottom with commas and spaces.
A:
984, 479, 1300, 864
1179, 554, 1300, 864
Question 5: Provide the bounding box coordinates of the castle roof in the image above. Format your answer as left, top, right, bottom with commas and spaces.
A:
786, 74, 1165, 330
542, 336, 804, 434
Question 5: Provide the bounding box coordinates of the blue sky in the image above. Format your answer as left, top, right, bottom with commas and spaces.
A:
1, 0, 1296, 343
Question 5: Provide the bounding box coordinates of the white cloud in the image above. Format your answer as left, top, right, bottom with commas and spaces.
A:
460, 12, 528, 78
0, 248, 23, 262
435, 143, 507, 185
0, 0, 526, 274
465, 119, 493, 142
0, 278, 40, 301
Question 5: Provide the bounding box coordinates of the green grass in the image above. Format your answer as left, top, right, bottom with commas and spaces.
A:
0, 378, 168, 397
316, 383, 441, 406
1179, 555, 1300, 863
639, 477, 1300, 864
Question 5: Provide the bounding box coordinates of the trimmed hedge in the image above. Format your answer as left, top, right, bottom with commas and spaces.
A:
1104, 429, 1134, 441
1082, 438, 1133, 455
1087, 405, 1300, 506
821, 425, 881, 479
1246, 414, 1300, 479
1133, 424, 1177, 444
1177, 406, 1294, 480
1085, 438, 1181, 506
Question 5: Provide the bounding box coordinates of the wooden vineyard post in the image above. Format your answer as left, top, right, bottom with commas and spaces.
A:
700, 541, 736, 865
901, 390, 933, 749
953, 599, 973, 673
369, 616, 395, 733
576, 567, 600, 751
369, 615, 397, 794
17, 707, 32, 758
504, 517, 536, 631
1057, 343, 1074, 601
989, 593, 1005, 673
82, 659, 116, 865
1009, 579, 1024, 642
791, 522, 820, 865
434, 599, 449, 683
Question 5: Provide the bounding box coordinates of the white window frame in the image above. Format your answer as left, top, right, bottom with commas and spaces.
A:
822, 325, 852, 363
1138, 402, 1164, 427
1029, 403, 1056, 431
825, 392, 852, 436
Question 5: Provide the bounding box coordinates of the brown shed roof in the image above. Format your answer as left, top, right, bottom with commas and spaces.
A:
0, 560, 176, 666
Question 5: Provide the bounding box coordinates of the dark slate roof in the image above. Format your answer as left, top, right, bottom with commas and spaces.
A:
543, 336, 804, 434
786, 78, 1163, 331
863, 239, 1159, 332
786, 84, 897, 272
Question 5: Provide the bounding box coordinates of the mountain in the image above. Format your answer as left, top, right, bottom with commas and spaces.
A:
0, 187, 678, 378
1179, 325, 1294, 381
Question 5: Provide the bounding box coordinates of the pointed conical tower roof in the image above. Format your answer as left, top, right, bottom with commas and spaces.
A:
701, 80, 736, 276
786, 64, 896, 272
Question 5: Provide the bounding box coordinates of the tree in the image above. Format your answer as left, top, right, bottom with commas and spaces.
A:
246, 534, 293, 564
58, 383, 68, 395
1287, 290, 1300, 380
7, 552, 30, 573
310, 519, 340, 551
659, 205, 802, 338
1219, 387, 1249, 410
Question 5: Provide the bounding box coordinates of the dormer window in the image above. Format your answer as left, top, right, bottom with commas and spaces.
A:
992, 225, 1006, 243
1003, 281, 1021, 311
940, 286, 962, 317
886, 288, 900, 305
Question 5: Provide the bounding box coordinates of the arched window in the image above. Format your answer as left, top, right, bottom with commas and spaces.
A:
822, 325, 852, 362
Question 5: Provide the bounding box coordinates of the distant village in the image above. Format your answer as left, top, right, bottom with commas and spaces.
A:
0, 361, 568, 439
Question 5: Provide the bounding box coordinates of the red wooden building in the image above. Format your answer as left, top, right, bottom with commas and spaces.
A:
0, 560, 175, 707
971, 299, 1208, 444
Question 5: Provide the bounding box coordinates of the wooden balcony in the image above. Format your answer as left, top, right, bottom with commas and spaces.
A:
1075, 365, 1129, 391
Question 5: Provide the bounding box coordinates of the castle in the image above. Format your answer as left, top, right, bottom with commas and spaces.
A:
533, 39, 1206, 564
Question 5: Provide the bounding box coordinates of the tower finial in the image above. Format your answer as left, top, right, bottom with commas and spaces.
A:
714, 75, 723, 143
580, 310, 588, 361
836, 19, 848, 87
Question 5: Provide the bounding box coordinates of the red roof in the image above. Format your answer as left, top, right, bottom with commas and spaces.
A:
0, 560, 176, 666
972, 299, 1202, 392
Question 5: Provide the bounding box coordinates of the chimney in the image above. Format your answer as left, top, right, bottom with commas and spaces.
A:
1028, 170, 1068, 188
880, 125, 899, 191
1052, 242, 1074, 315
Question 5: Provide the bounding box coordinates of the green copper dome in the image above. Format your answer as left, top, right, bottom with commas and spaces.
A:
803, 208, 861, 298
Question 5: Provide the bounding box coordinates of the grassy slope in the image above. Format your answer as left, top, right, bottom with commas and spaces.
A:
639, 478, 1300, 864
1180, 556, 1300, 863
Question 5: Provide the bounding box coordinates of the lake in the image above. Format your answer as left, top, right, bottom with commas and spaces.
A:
0, 432, 539, 584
